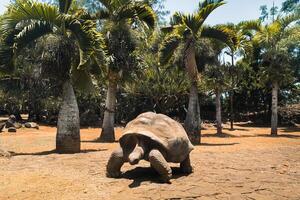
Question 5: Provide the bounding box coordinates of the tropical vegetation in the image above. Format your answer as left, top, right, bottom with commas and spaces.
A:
0, 0, 299, 152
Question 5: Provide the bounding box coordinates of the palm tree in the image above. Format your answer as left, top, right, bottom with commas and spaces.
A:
94, 0, 156, 142
203, 40, 229, 135
220, 20, 261, 130
159, 0, 231, 144
253, 13, 299, 135
0, 0, 104, 153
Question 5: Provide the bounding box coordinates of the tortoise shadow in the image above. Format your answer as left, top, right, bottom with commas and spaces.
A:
121, 166, 190, 188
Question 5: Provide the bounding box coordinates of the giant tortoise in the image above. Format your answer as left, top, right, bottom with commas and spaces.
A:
106, 112, 194, 183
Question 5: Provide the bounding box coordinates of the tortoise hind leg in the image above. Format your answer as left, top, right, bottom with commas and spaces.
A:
149, 149, 172, 183
180, 154, 193, 174
106, 147, 124, 178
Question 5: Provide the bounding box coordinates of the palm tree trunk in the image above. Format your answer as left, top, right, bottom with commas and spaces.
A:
185, 82, 201, 144
230, 54, 234, 130
184, 41, 201, 145
230, 90, 234, 130
271, 81, 279, 136
99, 79, 117, 142
215, 89, 222, 135
56, 79, 80, 153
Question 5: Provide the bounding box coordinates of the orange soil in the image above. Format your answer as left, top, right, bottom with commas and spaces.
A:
0, 123, 299, 200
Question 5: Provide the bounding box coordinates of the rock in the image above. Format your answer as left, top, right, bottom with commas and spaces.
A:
0, 122, 5, 132
24, 122, 39, 129
14, 122, 22, 129
5, 115, 22, 129
0, 149, 11, 158
5, 115, 16, 129
8, 127, 17, 133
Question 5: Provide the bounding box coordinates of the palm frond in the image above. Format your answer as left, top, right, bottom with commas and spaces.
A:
197, 0, 225, 25
15, 21, 53, 50
170, 12, 184, 25
198, 0, 224, 9
116, 2, 156, 29
238, 20, 261, 32
67, 19, 105, 69
159, 34, 181, 65
201, 26, 235, 48
133, 3, 156, 29
278, 12, 300, 31
182, 14, 203, 35
1, 0, 59, 37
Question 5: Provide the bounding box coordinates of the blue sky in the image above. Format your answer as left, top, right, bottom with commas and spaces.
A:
164, 0, 286, 25
0, 0, 286, 25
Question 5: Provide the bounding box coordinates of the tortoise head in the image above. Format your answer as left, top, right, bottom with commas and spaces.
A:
128, 136, 146, 165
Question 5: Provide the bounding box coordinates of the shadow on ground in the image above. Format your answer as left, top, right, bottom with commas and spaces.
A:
121, 166, 190, 188
81, 139, 120, 143
202, 133, 239, 138
223, 127, 250, 131
200, 142, 239, 146
10, 148, 107, 156
281, 127, 300, 133
256, 134, 300, 138
202, 132, 300, 139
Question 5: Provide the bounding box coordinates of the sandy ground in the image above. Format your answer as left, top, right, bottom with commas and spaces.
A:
0, 123, 299, 200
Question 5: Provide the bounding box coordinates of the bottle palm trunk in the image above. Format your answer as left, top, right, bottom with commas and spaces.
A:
215, 89, 222, 135
99, 79, 117, 142
56, 79, 80, 153
271, 81, 279, 136
184, 41, 201, 145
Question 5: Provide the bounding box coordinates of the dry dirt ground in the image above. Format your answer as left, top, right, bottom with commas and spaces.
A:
0, 123, 299, 200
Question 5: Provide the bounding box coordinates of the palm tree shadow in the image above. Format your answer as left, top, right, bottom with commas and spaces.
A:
200, 142, 239, 146
10, 148, 107, 156
202, 132, 238, 138
121, 166, 189, 188
281, 127, 300, 133
257, 134, 300, 138
223, 127, 250, 131
81, 138, 119, 143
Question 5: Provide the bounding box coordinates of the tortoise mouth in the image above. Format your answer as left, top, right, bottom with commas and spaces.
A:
129, 157, 140, 165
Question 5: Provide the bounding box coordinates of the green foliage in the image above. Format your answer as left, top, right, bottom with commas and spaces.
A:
94, 0, 156, 84
281, 0, 299, 13
159, 0, 229, 67
0, 0, 299, 126
0, 0, 105, 94
259, 0, 299, 22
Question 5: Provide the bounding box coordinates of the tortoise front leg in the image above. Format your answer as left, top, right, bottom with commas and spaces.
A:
106, 147, 124, 178
149, 149, 172, 183
180, 154, 193, 174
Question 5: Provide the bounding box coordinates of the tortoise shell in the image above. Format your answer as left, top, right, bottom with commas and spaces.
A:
119, 112, 194, 163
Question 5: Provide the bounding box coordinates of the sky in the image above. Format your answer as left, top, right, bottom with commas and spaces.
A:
164, 0, 286, 25
0, 0, 286, 25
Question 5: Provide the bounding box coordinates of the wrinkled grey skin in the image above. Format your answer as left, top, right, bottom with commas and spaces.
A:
106, 113, 193, 183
